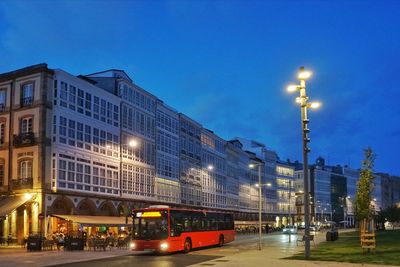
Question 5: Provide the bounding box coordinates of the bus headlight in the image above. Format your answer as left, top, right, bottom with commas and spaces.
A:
130, 242, 136, 249
160, 242, 169, 250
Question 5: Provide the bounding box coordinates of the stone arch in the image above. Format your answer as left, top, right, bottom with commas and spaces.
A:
75, 199, 97, 215
47, 196, 74, 215
117, 203, 131, 217
98, 201, 117, 216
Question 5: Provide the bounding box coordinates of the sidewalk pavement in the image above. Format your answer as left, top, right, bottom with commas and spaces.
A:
0, 247, 133, 267
0, 230, 397, 267
190, 230, 399, 267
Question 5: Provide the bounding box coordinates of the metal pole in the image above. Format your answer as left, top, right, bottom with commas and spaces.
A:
258, 164, 262, 251
300, 66, 311, 259
289, 180, 292, 243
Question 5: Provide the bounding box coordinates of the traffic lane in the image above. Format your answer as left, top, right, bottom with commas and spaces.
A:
190, 233, 302, 257
50, 234, 300, 267
50, 252, 223, 267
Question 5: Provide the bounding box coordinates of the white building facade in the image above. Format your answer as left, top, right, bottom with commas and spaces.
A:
155, 101, 180, 204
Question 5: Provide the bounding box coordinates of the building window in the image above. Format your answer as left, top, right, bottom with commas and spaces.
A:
0, 123, 5, 145
19, 159, 32, 179
0, 90, 6, 111
20, 117, 33, 134
0, 159, 4, 186
21, 83, 34, 106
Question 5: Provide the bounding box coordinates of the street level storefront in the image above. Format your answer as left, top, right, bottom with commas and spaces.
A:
49, 214, 130, 239
0, 193, 40, 245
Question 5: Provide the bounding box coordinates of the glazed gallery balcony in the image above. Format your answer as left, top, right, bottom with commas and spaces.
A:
11, 178, 33, 190
13, 132, 36, 147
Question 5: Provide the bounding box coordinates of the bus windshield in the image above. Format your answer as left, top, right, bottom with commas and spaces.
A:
133, 216, 168, 240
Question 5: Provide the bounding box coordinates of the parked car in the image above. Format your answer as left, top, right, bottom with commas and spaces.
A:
282, 226, 297, 234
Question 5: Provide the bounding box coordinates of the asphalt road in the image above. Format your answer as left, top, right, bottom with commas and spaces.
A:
51, 233, 301, 267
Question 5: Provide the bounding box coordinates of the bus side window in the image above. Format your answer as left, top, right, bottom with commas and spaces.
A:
218, 214, 224, 230
209, 213, 218, 230
170, 211, 183, 237
224, 214, 233, 230
183, 212, 192, 232
202, 214, 210, 231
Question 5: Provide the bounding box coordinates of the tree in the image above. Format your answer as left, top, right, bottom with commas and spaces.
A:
355, 147, 376, 221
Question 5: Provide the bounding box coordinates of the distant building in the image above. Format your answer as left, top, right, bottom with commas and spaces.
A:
294, 156, 386, 227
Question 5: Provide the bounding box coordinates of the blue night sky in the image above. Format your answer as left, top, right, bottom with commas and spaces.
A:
0, 0, 399, 174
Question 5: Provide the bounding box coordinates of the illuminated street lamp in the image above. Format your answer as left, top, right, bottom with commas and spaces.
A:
207, 165, 214, 171
286, 66, 321, 259
129, 139, 138, 147
249, 162, 271, 251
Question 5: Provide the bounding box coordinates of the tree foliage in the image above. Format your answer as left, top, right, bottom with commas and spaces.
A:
355, 147, 375, 221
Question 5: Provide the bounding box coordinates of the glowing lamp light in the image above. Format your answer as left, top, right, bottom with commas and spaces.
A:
24, 193, 33, 201
287, 85, 299, 92
130, 242, 136, 249
255, 183, 260, 187
129, 140, 138, 147
298, 70, 312, 80
248, 164, 255, 169
207, 165, 214, 171
309, 102, 321, 109
266, 183, 272, 187
295, 97, 302, 104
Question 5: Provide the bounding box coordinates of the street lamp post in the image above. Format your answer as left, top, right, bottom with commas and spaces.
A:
289, 180, 292, 243
258, 164, 262, 251
249, 163, 262, 251
287, 66, 321, 259
249, 163, 271, 251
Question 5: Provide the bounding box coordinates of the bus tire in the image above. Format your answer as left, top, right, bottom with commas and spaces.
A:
218, 235, 224, 247
183, 238, 192, 253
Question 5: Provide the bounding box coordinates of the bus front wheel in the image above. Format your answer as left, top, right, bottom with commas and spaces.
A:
183, 238, 192, 253
218, 235, 224, 247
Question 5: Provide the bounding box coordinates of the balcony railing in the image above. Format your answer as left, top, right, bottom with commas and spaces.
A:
11, 177, 33, 190
13, 132, 36, 147
21, 97, 33, 107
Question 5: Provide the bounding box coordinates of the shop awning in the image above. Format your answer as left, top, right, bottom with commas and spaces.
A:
52, 214, 129, 226
0, 195, 30, 218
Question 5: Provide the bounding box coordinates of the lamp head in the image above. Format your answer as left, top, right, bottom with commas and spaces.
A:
287, 85, 299, 93
298, 67, 312, 80
309, 102, 321, 109
129, 140, 138, 147
24, 193, 33, 201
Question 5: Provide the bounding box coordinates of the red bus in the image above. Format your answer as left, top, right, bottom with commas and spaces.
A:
130, 206, 235, 253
